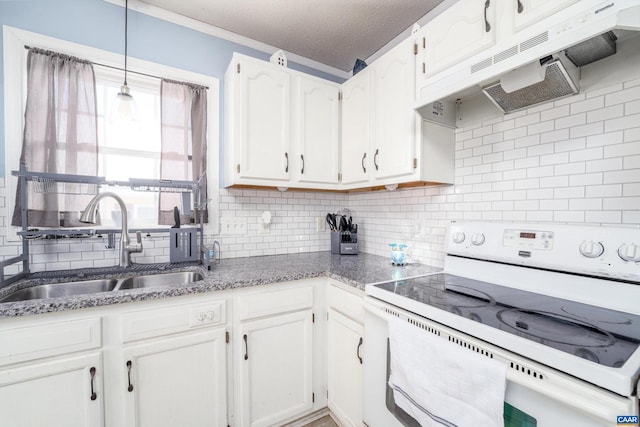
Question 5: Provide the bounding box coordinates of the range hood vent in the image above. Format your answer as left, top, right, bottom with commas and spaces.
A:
482, 55, 579, 113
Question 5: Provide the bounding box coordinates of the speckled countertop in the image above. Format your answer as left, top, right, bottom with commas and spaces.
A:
0, 252, 440, 318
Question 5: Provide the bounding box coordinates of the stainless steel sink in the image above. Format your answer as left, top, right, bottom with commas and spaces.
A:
117, 271, 204, 290
0, 271, 204, 303
0, 279, 119, 303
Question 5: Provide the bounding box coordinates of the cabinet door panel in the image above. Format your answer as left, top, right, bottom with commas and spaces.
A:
296, 77, 340, 185
341, 71, 370, 185
0, 352, 103, 427
122, 329, 226, 427
328, 309, 363, 427
422, 0, 497, 77
373, 41, 416, 180
239, 60, 290, 181
513, 0, 580, 32
239, 310, 313, 427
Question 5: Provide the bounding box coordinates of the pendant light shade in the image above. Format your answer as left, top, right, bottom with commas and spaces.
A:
109, 0, 139, 125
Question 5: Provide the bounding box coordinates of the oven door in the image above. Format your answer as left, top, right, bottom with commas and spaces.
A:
363, 297, 638, 427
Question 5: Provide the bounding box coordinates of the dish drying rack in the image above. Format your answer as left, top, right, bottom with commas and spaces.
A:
0, 167, 208, 289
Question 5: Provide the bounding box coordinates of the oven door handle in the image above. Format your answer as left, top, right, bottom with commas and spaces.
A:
357, 337, 363, 364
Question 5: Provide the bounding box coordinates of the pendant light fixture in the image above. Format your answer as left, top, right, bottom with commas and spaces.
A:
109, 0, 139, 125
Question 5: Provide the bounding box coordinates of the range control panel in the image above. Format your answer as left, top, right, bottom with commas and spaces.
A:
503, 229, 554, 251
446, 222, 640, 282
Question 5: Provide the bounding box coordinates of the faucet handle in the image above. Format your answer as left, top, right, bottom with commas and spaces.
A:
129, 231, 143, 253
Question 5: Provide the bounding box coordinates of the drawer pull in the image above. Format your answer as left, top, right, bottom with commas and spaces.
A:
484, 0, 491, 33
89, 367, 97, 401
361, 152, 367, 173
357, 337, 363, 364
126, 360, 134, 392
374, 149, 379, 171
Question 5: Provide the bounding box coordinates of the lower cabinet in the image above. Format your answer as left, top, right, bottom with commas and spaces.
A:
121, 329, 227, 427
0, 352, 104, 427
327, 282, 365, 427
233, 283, 315, 427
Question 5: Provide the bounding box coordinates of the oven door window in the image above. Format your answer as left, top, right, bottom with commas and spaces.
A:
385, 341, 536, 427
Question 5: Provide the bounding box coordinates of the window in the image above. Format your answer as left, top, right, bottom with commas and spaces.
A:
3, 26, 220, 241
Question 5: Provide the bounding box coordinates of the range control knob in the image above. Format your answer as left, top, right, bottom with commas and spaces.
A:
618, 243, 640, 263
579, 240, 604, 258
452, 232, 466, 244
471, 233, 485, 246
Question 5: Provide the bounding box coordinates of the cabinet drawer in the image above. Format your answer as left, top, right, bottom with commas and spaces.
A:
236, 285, 313, 321
122, 299, 226, 343
0, 317, 101, 366
328, 283, 364, 324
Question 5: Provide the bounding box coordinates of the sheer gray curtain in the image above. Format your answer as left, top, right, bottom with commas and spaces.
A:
11, 48, 98, 227
159, 79, 208, 225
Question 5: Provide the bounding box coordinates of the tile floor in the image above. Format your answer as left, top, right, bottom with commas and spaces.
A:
301, 415, 338, 427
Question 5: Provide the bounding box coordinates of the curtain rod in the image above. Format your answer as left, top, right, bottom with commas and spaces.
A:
24, 45, 209, 90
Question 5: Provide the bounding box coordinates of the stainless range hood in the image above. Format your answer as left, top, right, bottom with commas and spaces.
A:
415, 0, 640, 119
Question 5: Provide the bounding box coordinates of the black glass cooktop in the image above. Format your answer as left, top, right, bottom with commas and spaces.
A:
374, 273, 640, 367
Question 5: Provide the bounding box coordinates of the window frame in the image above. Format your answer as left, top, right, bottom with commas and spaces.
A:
2, 25, 220, 241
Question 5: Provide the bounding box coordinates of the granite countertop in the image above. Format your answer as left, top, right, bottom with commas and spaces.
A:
0, 252, 440, 318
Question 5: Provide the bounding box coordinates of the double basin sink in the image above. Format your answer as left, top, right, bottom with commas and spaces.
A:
0, 271, 204, 303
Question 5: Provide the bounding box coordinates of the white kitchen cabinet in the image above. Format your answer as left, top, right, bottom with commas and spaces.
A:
512, 0, 580, 33
116, 297, 229, 427
327, 282, 365, 427
293, 75, 341, 186
225, 54, 291, 185
121, 329, 227, 427
0, 352, 104, 427
416, 0, 497, 82
234, 283, 315, 427
372, 38, 419, 181
340, 68, 371, 186
0, 317, 104, 427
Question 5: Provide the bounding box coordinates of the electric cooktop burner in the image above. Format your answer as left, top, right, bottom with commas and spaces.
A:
373, 273, 640, 368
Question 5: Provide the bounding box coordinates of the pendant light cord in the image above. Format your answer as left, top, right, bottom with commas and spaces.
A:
124, 0, 129, 87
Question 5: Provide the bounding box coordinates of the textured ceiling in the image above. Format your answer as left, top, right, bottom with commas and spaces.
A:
139, 0, 445, 72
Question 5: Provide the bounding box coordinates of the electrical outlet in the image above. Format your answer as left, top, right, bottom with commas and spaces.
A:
257, 217, 270, 235
220, 217, 248, 235
316, 217, 326, 232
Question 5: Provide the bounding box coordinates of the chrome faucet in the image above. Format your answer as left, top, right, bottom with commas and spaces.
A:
80, 192, 143, 268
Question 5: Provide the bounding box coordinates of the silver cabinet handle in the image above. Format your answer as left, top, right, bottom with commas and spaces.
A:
284, 153, 289, 173
484, 0, 491, 32
126, 360, 134, 392
516, 0, 523, 13
243, 334, 249, 360
357, 337, 363, 364
89, 367, 97, 401
300, 154, 305, 175
374, 149, 379, 171
361, 152, 367, 173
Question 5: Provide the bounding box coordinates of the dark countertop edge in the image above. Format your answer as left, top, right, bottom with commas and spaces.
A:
0, 252, 441, 318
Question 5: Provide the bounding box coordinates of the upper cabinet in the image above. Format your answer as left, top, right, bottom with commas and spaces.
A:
512, 0, 580, 33
416, 0, 497, 83
294, 76, 341, 186
371, 38, 418, 182
225, 53, 341, 190
225, 55, 291, 185
340, 69, 371, 186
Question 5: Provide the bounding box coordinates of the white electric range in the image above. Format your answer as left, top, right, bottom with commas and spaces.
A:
363, 222, 640, 427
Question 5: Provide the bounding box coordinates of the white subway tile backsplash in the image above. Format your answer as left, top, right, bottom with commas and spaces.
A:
1, 76, 638, 273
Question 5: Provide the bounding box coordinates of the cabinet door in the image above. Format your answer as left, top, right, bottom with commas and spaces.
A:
419, 0, 497, 78
237, 310, 313, 427
0, 352, 103, 427
238, 59, 290, 182
372, 40, 417, 181
122, 328, 227, 427
295, 76, 340, 185
513, 0, 580, 32
340, 70, 371, 185
327, 309, 363, 427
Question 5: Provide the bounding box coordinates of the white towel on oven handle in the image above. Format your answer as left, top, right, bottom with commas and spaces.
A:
388, 316, 506, 427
